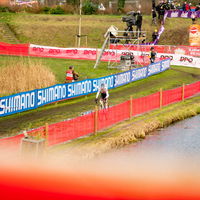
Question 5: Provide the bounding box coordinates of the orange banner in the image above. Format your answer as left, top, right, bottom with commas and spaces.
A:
189, 24, 200, 46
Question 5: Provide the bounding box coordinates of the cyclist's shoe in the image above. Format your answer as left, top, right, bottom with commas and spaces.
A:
95, 98, 98, 103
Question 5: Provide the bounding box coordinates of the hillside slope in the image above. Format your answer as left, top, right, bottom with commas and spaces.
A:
0, 13, 191, 47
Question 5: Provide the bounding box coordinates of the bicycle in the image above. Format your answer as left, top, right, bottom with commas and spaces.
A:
96, 98, 109, 110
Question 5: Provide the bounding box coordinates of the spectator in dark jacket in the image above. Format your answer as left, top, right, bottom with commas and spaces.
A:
136, 11, 142, 37
152, 0, 155, 9
152, 29, 158, 42
195, 3, 200, 11
151, 9, 157, 26
156, 3, 161, 19
182, 1, 186, 11
159, 6, 165, 24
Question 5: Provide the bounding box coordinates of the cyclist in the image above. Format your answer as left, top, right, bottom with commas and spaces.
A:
95, 83, 109, 108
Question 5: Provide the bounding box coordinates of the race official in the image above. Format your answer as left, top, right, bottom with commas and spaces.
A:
65, 65, 79, 83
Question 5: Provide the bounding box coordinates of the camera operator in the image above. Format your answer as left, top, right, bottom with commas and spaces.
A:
136, 11, 142, 37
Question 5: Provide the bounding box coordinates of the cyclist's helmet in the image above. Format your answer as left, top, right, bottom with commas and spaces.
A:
100, 83, 105, 89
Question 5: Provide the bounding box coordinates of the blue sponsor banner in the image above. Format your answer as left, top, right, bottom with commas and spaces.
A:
147, 58, 170, 77
0, 90, 37, 117
37, 84, 67, 107
67, 75, 114, 99
114, 70, 131, 88
161, 58, 170, 72
131, 66, 148, 82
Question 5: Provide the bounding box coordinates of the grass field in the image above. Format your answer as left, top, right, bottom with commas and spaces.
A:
0, 12, 192, 47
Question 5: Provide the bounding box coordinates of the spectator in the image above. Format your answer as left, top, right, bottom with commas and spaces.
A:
176, 3, 181, 9
65, 65, 79, 83
136, 10, 142, 37
149, 47, 157, 63
159, 6, 165, 23
191, 13, 197, 24
151, 9, 157, 26
152, 0, 155, 9
189, 3, 192, 11
156, 3, 162, 19
142, 34, 146, 43
195, 3, 200, 11
152, 29, 158, 41
165, 1, 170, 10
171, 2, 176, 9
185, 2, 189, 11
182, 1, 186, 11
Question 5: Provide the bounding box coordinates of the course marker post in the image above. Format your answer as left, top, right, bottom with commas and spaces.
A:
130, 95, 132, 121
45, 123, 48, 151
160, 88, 162, 111
85, 76, 87, 98
182, 83, 185, 103
95, 106, 98, 136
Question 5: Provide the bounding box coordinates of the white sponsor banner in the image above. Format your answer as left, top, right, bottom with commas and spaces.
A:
30, 44, 200, 68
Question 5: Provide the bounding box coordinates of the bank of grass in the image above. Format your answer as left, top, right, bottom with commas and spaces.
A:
47, 95, 200, 163
0, 58, 56, 97
0, 12, 192, 47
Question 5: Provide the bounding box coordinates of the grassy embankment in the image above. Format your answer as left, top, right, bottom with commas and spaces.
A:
0, 12, 192, 47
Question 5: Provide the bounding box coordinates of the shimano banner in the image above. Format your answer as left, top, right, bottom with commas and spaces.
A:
0, 90, 37, 117
67, 75, 114, 99
37, 84, 67, 107
147, 58, 170, 77
114, 71, 131, 87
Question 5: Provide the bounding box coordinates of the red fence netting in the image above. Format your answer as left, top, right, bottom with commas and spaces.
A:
132, 92, 160, 116
0, 42, 29, 56
97, 101, 130, 131
162, 87, 182, 106
184, 81, 200, 99
48, 112, 95, 146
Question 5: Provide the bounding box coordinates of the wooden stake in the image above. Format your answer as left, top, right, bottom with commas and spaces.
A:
130, 95, 132, 121
75, 35, 77, 47
94, 106, 98, 136
96, 48, 98, 60
160, 88, 162, 111
85, 76, 87, 98
45, 123, 48, 151
182, 83, 185, 103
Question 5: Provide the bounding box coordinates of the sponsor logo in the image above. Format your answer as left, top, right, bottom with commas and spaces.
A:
32, 47, 44, 52
148, 63, 161, 76
83, 50, 96, 55
160, 55, 173, 60
190, 26, 198, 34
171, 11, 179, 18
66, 49, 78, 54
114, 72, 131, 87
49, 49, 61, 54
37, 86, 66, 106
180, 57, 193, 63
181, 11, 188, 18
0, 92, 35, 115
132, 67, 147, 81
